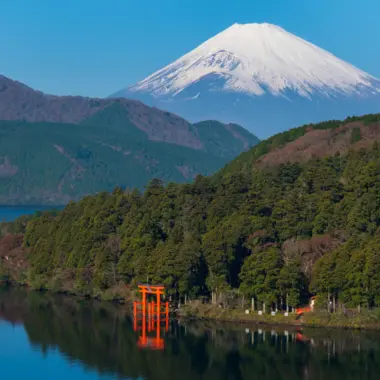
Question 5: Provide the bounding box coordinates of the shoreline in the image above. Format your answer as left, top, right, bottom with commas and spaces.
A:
4, 282, 380, 330
178, 303, 380, 330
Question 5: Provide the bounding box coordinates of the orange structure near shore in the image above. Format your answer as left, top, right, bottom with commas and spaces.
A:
133, 284, 169, 350
296, 296, 316, 316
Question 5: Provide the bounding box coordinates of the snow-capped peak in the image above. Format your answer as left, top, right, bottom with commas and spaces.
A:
128, 23, 379, 98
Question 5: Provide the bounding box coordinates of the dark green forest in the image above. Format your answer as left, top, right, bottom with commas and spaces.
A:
1, 114, 380, 311
3, 114, 376, 309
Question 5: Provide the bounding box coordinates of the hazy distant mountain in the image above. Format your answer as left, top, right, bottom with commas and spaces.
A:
0, 75, 258, 205
112, 23, 380, 137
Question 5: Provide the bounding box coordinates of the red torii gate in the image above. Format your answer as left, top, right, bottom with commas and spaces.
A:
133, 284, 169, 350
135, 284, 166, 314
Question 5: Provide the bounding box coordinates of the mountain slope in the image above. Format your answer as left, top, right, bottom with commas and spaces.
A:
0, 74, 258, 151
112, 23, 380, 137
0, 117, 222, 205
218, 113, 380, 177
0, 76, 259, 205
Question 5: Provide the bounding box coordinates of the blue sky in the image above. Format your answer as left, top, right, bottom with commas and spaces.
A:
1, 0, 379, 97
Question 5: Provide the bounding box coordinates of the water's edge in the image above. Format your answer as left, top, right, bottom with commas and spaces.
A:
5, 282, 380, 331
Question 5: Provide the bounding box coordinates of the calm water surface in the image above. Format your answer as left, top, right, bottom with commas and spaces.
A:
0, 287, 380, 380
0, 206, 61, 222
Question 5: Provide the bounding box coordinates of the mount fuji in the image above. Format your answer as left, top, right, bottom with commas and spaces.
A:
111, 23, 380, 137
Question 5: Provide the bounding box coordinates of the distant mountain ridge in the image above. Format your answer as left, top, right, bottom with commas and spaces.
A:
0, 74, 259, 205
112, 23, 380, 137
0, 74, 258, 151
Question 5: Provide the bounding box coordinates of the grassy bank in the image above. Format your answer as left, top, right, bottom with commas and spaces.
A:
179, 302, 380, 330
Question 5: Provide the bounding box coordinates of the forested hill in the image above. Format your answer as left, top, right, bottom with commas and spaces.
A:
0, 75, 259, 205
218, 113, 380, 178
1, 114, 380, 310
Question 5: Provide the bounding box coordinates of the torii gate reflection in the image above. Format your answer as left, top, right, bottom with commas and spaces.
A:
133, 284, 169, 350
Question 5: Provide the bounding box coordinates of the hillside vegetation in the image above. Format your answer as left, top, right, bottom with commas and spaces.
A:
0, 75, 258, 205
0, 106, 258, 205
0, 114, 379, 311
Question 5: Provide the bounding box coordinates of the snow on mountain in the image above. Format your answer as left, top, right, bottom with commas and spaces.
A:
129, 23, 378, 98
111, 23, 380, 137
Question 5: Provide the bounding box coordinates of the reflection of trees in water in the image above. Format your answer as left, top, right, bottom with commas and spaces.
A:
1, 288, 380, 380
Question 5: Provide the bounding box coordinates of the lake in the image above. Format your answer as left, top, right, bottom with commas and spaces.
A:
0, 288, 380, 379
0, 206, 62, 222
